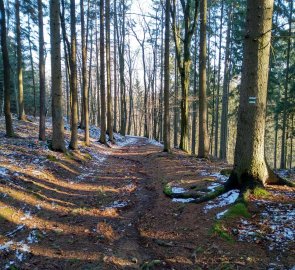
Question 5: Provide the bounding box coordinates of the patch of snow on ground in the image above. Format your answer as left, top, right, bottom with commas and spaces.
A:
27, 230, 38, 244
237, 202, 295, 251
210, 172, 229, 182
207, 182, 222, 191
148, 139, 163, 147
172, 198, 195, 203
204, 189, 240, 212
115, 136, 139, 147
216, 209, 228, 219
0, 241, 14, 251
20, 211, 32, 221
0, 167, 9, 176
171, 187, 186, 194
106, 201, 128, 209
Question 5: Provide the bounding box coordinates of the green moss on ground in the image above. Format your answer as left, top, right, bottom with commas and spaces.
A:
224, 203, 251, 219
211, 222, 233, 242
46, 154, 57, 162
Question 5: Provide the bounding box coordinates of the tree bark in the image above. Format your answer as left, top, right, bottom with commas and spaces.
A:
191, 36, 198, 155
15, 0, 26, 120
171, 0, 199, 152
227, 0, 277, 189
198, 0, 209, 158
50, 0, 65, 152
0, 0, 14, 137
280, 0, 292, 169
69, 0, 78, 150
163, 0, 170, 152
38, 0, 46, 141
80, 0, 90, 145
106, 0, 113, 141
214, 0, 224, 157
99, 0, 107, 144
219, 4, 232, 160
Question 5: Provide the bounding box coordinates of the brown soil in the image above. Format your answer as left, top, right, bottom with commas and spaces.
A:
0, 119, 294, 270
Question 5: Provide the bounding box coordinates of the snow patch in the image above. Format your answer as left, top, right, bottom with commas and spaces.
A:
171, 187, 186, 194
106, 201, 128, 209
148, 139, 163, 147
216, 209, 228, 219
172, 198, 195, 203
116, 136, 138, 147
204, 189, 239, 211
237, 202, 295, 251
20, 211, 32, 221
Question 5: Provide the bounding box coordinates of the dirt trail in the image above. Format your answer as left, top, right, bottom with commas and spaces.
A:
0, 121, 294, 270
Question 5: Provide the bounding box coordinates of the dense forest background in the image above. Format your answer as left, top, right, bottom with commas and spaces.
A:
0, 0, 294, 167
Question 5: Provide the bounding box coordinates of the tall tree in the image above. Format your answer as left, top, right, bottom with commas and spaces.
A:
38, 0, 46, 141
163, 0, 170, 152
15, 0, 26, 120
69, 0, 78, 149
50, 0, 65, 152
198, 0, 209, 158
214, 0, 224, 157
171, 0, 199, 152
280, 0, 293, 169
227, 0, 279, 189
99, 0, 107, 144
80, 0, 90, 145
106, 0, 113, 141
0, 0, 14, 137
219, 4, 233, 160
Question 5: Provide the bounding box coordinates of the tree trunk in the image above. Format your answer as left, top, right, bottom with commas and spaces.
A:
163, 0, 170, 152
219, 4, 232, 160
15, 0, 26, 120
80, 0, 90, 145
69, 0, 78, 150
99, 0, 107, 144
191, 36, 198, 155
106, 0, 113, 141
0, 0, 14, 137
113, 2, 117, 132
95, 15, 100, 127
214, 0, 224, 157
227, 0, 277, 189
280, 0, 292, 169
198, 0, 209, 158
27, 16, 37, 117
38, 0, 46, 141
173, 55, 179, 147
50, 0, 65, 152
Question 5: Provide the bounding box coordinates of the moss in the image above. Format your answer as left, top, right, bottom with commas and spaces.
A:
163, 184, 172, 196
84, 153, 93, 160
47, 154, 57, 162
64, 152, 74, 160
211, 222, 233, 242
206, 186, 225, 200
0, 207, 15, 220
224, 203, 251, 219
253, 187, 271, 199
220, 168, 232, 177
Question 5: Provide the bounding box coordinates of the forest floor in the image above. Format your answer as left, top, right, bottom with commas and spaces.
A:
0, 117, 294, 270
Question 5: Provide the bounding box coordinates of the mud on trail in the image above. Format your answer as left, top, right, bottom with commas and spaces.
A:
0, 119, 294, 270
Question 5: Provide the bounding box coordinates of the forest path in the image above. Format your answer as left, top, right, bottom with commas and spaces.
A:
0, 119, 294, 269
